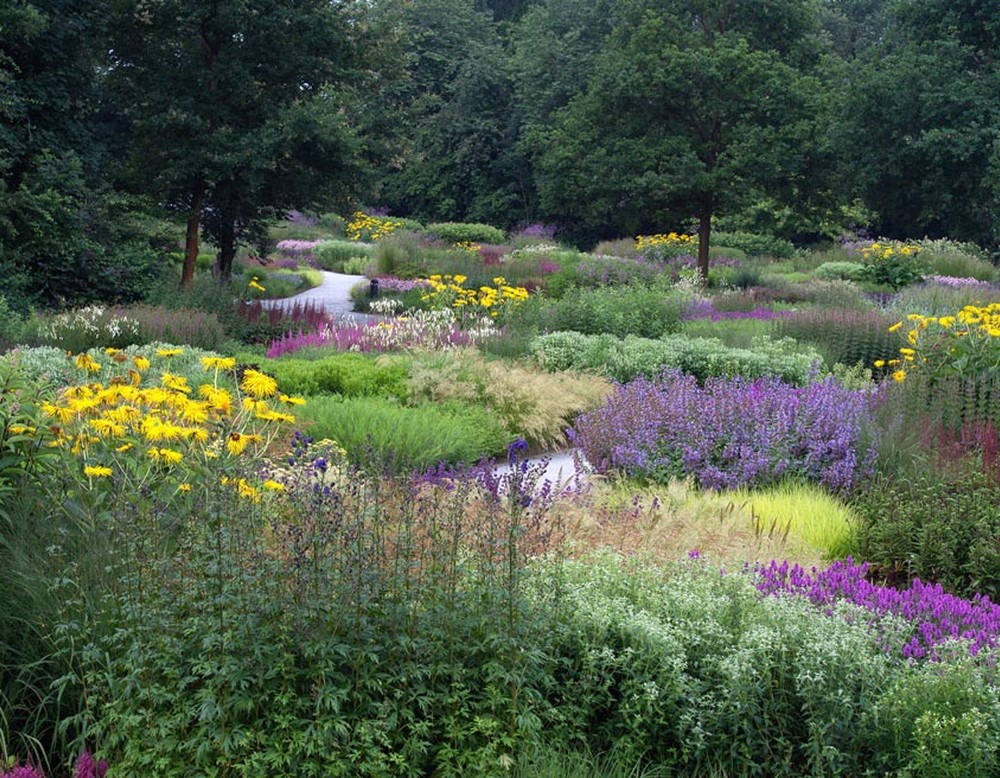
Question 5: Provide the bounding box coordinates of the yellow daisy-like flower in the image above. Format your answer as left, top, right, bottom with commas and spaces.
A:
83, 465, 113, 478
899, 347, 916, 356
148, 447, 183, 465
134, 356, 151, 371
279, 394, 306, 406
248, 277, 266, 293
226, 432, 260, 456
453, 274, 467, 285
178, 483, 193, 493
907, 329, 919, 345
892, 370, 907, 383
199, 386, 233, 415
262, 479, 285, 492
888, 322, 903, 333
75, 354, 102, 373
240, 369, 278, 399
156, 348, 183, 358
236, 478, 261, 503
89, 418, 126, 438
873, 360, 886, 369
257, 410, 296, 424
161, 373, 192, 394
116, 443, 133, 453
201, 356, 236, 371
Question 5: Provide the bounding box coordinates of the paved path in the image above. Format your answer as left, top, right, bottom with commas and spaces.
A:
262, 271, 376, 321
493, 448, 593, 491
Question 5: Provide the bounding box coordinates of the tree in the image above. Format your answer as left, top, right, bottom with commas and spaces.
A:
534, 0, 824, 276
836, 0, 1000, 246
0, 0, 159, 310
372, 0, 526, 226
107, 0, 388, 283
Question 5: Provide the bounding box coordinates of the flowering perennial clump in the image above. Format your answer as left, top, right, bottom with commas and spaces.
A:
757, 559, 1000, 660
858, 240, 924, 288
570, 369, 880, 492
635, 232, 695, 258
420, 273, 529, 319
879, 303, 1000, 382
267, 308, 498, 357
35, 348, 302, 501
345, 211, 405, 242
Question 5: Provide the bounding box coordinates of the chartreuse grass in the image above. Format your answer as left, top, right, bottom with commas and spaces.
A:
735, 480, 858, 560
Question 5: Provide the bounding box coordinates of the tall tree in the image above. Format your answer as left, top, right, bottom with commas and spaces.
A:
838, 0, 1000, 246
534, 0, 824, 276
107, 0, 388, 283
373, 0, 526, 226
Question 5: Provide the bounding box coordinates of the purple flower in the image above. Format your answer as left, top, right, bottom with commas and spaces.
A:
757, 559, 1000, 660
570, 370, 880, 492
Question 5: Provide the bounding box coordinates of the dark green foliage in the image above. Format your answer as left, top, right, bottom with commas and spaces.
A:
258, 354, 410, 401
774, 307, 899, 370
425, 222, 508, 244
853, 470, 1000, 601
712, 230, 796, 259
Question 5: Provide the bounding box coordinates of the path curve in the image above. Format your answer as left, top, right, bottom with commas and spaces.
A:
262, 270, 377, 322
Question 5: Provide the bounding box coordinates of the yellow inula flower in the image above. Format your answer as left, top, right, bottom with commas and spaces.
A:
248, 277, 266, 293
161, 373, 192, 394
201, 356, 236, 371
83, 465, 113, 478
134, 356, 151, 371
148, 447, 183, 465
155, 348, 183, 358
262, 479, 285, 492
240, 369, 278, 399
178, 483, 192, 493
892, 370, 907, 382
75, 354, 102, 373
279, 394, 306, 406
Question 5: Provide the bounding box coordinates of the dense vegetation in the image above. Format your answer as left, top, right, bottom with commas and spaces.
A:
5, 1, 1000, 776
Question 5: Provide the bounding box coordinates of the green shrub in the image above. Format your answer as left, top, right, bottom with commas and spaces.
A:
258, 353, 409, 400
425, 222, 507, 245
814, 261, 866, 281
853, 468, 1000, 600
712, 231, 795, 258
298, 396, 509, 471
373, 232, 424, 277
516, 284, 687, 340
314, 239, 374, 271
531, 331, 821, 385
680, 317, 774, 348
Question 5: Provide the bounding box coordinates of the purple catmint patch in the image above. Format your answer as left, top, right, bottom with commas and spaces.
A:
757, 559, 1000, 660
569, 369, 880, 492
925, 274, 994, 288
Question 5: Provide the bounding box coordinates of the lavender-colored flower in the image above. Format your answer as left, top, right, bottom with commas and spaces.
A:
75, 749, 108, 778
570, 369, 880, 492
757, 559, 1000, 660
681, 299, 788, 322
1, 767, 45, 778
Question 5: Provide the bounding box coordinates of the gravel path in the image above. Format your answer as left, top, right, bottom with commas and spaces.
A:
262, 270, 377, 321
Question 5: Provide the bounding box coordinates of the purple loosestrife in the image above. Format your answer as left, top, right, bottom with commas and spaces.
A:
757, 559, 1000, 660
569, 369, 879, 492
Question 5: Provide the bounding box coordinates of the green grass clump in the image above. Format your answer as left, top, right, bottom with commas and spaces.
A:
314, 239, 374, 271
297, 396, 509, 471
257, 353, 409, 401
735, 481, 858, 559
425, 221, 507, 245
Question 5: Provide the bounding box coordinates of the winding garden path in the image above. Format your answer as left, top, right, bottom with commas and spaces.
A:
264, 271, 593, 486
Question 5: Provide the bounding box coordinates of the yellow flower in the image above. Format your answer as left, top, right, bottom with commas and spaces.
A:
873, 360, 886, 368
899, 348, 916, 356
226, 432, 260, 456
262, 479, 285, 492
248, 278, 266, 293
892, 370, 907, 382
453, 274, 467, 285
178, 483, 192, 493
199, 386, 233, 415
84, 465, 113, 478
134, 356, 151, 371
161, 373, 192, 394
240, 368, 278, 399
236, 478, 261, 503
201, 356, 236, 371
907, 329, 919, 345
148, 447, 183, 465
279, 394, 306, 406
155, 348, 183, 358
888, 322, 903, 333
75, 354, 102, 373
938, 316, 956, 328
116, 443, 133, 453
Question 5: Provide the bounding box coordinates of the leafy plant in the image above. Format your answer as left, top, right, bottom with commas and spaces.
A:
425, 222, 507, 245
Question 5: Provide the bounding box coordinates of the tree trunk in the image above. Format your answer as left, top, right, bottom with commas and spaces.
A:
216, 217, 236, 282
181, 180, 203, 287
697, 200, 713, 285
